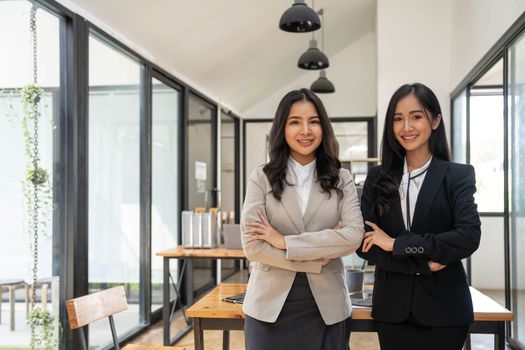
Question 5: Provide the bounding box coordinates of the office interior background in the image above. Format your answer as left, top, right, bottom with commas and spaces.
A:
0, 0, 524, 349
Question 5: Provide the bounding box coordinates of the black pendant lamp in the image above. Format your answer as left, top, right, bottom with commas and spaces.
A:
297, 38, 330, 70
279, 0, 321, 33
311, 70, 335, 93
310, 10, 335, 93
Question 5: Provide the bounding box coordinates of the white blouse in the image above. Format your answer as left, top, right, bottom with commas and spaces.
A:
286, 157, 316, 216
399, 157, 432, 230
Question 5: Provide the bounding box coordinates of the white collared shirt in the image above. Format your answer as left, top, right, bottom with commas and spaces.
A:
286, 157, 316, 216
399, 157, 432, 230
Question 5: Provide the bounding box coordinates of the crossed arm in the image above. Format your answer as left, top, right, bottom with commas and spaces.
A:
241, 169, 364, 273
356, 165, 481, 275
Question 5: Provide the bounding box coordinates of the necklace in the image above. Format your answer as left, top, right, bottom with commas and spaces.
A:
405, 165, 430, 230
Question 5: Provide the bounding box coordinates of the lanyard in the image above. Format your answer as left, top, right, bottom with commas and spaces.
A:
405, 166, 429, 231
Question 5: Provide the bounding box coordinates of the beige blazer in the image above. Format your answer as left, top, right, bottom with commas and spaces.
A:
241, 166, 364, 325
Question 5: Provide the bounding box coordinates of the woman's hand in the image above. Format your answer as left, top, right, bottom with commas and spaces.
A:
244, 209, 286, 250
362, 221, 395, 253
428, 261, 447, 272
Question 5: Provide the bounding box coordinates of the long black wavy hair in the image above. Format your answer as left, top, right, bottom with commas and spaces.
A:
263, 88, 342, 201
374, 83, 451, 215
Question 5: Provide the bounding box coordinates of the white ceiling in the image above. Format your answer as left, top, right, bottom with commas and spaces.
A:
60, 0, 376, 115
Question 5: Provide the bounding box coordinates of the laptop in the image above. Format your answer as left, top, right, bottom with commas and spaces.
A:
350, 291, 373, 307
222, 292, 245, 304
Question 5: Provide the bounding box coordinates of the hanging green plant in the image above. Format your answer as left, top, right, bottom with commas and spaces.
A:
26, 167, 49, 186
0, 3, 58, 349
29, 307, 59, 350
21, 84, 43, 105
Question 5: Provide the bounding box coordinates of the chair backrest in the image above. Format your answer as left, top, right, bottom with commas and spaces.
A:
66, 286, 128, 329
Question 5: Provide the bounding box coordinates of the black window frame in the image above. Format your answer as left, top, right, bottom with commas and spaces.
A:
12, 1, 231, 349
450, 11, 525, 348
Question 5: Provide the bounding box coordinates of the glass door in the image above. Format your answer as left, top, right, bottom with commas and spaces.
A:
508, 31, 525, 349
186, 94, 217, 298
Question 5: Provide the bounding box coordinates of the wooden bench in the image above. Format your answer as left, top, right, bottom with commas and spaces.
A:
66, 286, 184, 350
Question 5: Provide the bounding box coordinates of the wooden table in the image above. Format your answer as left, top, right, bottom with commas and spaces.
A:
156, 246, 245, 346
187, 284, 513, 350
187, 284, 245, 350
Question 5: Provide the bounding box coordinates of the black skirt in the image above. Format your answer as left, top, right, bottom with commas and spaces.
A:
375, 313, 469, 350
244, 272, 351, 350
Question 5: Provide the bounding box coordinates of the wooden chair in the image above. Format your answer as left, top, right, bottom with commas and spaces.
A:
66, 286, 184, 350
0, 279, 28, 331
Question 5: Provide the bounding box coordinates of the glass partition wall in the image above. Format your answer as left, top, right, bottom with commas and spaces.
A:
508, 30, 525, 349
451, 58, 507, 347
331, 118, 376, 186
243, 118, 376, 190
451, 18, 525, 346
186, 94, 217, 298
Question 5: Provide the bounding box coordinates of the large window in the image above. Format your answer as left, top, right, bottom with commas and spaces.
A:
88, 33, 142, 347
0, 2, 61, 348
450, 17, 525, 346
508, 31, 525, 349
470, 60, 505, 213
151, 77, 181, 311
2, 2, 226, 349
451, 59, 506, 295
452, 60, 505, 214
452, 89, 468, 164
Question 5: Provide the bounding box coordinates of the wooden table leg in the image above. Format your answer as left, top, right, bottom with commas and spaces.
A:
24, 283, 29, 318
0, 285, 3, 324
9, 286, 15, 331
41, 284, 49, 310
194, 318, 204, 350
223, 330, 230, 350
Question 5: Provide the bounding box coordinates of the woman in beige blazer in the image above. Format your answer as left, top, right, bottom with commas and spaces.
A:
241, 88, 364, 350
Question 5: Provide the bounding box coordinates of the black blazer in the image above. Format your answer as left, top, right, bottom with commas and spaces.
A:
357, 157, 481, 327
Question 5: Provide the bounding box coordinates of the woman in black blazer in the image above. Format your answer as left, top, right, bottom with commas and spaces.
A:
357, 83, 481, 350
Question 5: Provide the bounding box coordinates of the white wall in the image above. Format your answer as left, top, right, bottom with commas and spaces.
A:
376, 0, 453, 151
243, 31, 377, 119
450, 0, 525, 90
